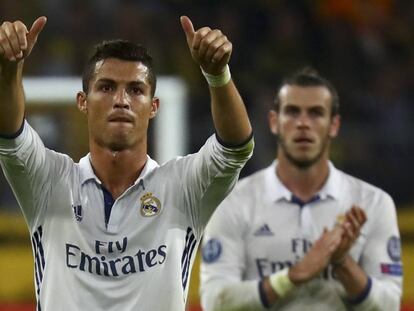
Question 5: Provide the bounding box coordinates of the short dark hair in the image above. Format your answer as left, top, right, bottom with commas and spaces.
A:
82, 39, 157, 96
273, 67, 339, 116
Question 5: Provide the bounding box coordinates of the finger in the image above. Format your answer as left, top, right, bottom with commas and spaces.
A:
198, 29, 222, 58
353, 206, 367, 225
192, 27, 211, 51
345, 213, 360, 236
0, 29, 16, 60
328, 234, 342, 252
212, 41, 232, 68
1, 22, 21, 60
204, 35, 227, 63
14, 22, 29, 51
180, 15, 195, 47
343, 222, 355, 241
26, 16, 47, 49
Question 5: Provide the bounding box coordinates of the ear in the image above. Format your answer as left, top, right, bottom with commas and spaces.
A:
149, 97, 160, 119
77, 91, 88, 114
268, 110, 278, 135
329, 115, 341, 138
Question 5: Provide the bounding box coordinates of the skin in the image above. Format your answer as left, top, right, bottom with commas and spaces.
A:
1, 15, 252, 201
262, 85, 368, 305
76, 58, 159, 198
269, 85, 340, 202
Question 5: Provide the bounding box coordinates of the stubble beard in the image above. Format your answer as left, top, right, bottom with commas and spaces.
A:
94, 131, 136, 152
278, 134, 330, 170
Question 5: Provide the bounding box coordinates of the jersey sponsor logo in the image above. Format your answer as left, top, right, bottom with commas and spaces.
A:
140, 192, 161, 217
387, 236, 401, 262
253, 224, 274, 236
72, 204, 83, 222
202, 238, 222, 263
66, 237, 167, 277
256, 257, 333, 280
256, 237, 332, 280
380, 263, 403, 276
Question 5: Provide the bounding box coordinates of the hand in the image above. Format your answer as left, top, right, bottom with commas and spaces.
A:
180, 15, 232, 75
331, 206, 367, 265
288, 227, 343, 285
0, 16, 47, 64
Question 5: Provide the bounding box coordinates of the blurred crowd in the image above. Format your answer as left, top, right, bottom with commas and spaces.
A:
1, 0, 414, 206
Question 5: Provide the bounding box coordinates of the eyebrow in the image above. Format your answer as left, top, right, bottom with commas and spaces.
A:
95, 78, 148, 87
284, 103, 326, 110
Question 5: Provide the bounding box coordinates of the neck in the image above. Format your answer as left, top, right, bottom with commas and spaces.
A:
89, 143, 148, 199
276, 152, 330, 202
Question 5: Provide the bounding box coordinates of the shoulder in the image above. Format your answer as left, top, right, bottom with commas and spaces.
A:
232, 166, 269, 193
217, 165, 270, 215
337, 168, 395, 210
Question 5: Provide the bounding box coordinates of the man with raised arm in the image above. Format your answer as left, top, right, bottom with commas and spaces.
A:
200, 68, 402, 311
0, 16, 253, 310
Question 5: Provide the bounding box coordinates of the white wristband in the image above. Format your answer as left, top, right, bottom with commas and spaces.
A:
269, 268, 295, 298
201, 65, 231, 87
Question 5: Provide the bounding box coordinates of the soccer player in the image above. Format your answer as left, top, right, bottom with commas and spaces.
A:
0, 16, 253, 310
200, 68, 402, 310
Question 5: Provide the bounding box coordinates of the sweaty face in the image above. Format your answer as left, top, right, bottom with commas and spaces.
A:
271, 85, 340, 169
79, 58, 158, 152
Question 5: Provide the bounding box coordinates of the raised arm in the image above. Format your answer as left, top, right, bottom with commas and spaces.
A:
180, 16, 252, 145
0, 17, 46, 135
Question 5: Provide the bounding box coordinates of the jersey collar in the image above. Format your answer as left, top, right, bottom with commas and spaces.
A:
79, 153, 159, 187
265, 160, 342, 203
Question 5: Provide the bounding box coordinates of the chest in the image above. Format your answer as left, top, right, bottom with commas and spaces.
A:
243, 199, 365, 277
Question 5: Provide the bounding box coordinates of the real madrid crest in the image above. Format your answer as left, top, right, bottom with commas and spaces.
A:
140, 192, 161, 217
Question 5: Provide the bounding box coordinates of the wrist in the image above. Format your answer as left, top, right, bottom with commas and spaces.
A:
287, 263, 311, 285
269, 268, 296, 299
332, 254, 350, 270
201, 65, 231, 87
0, 61, 23, 81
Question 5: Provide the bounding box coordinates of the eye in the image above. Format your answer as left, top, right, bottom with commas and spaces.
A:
132, 86, 142, 94
309, 108, 325, 118
130, 86, 143, 95
284, 106, 300, 117
99, 83, 113, 92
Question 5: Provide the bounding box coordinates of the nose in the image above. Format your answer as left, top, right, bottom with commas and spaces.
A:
296, 113, 310, 128
113, 88, 130, 109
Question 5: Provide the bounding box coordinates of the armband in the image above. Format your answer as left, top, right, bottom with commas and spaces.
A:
201, 65, 231, 87
269, 268, 295, 298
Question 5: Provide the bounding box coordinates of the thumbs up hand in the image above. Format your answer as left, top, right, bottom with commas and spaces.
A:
0, 16, 47, 63
180, 16, 232, 75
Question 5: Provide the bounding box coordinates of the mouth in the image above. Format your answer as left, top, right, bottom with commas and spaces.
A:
293, 137, 314, 144
108, 114, 134, 124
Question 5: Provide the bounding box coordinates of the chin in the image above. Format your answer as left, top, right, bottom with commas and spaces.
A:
107, 139, 133, 151
286, 151, 323, 169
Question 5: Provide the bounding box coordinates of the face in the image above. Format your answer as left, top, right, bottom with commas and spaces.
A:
77, 58, 159, 152
268, 85, 340, 169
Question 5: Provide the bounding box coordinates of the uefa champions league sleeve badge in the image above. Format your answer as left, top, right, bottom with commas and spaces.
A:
140, 192, 162, 217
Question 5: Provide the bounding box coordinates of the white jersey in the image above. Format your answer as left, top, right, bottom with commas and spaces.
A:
0, 121, 253, 311
200, 162, 402, 311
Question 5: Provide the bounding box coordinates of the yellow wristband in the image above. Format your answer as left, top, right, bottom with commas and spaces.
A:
269, 268, 295, 298
201, 65, 231, 87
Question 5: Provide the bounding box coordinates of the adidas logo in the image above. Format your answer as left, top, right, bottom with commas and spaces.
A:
254, 224, 274, 236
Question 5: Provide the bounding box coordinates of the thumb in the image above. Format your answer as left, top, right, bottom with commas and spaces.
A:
180, 15, 195, 45
27, 16, 47, 47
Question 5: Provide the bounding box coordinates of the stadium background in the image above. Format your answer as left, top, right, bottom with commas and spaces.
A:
1, 0, 413, 310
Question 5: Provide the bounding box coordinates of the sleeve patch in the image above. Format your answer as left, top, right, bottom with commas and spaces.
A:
380, 263, 403, 276
202, 238, 222, 263
387, 236, 401, 262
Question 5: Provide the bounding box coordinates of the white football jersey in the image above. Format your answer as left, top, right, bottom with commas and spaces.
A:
0, 121, 253, 311
201, 162, 402, 311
